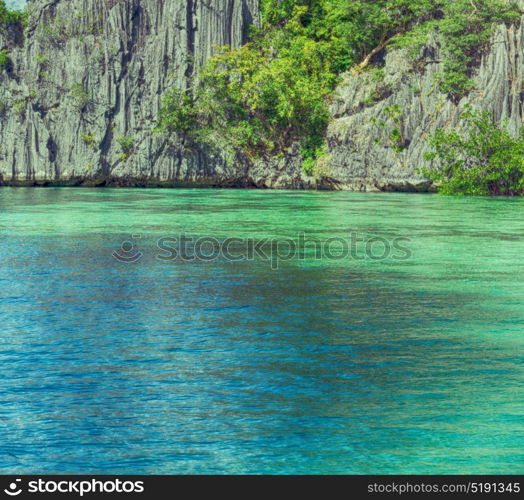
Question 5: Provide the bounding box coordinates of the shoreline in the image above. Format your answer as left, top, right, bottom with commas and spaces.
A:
0, 176, 436, 192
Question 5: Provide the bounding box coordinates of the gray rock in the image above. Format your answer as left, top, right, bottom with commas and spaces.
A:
0, 0, 260, 186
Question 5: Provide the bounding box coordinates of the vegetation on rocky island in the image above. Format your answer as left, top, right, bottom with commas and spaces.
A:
423, 107, 524, 196
0, 48, 11, 71
158, 0, 521, 179
3, 1, 524, 195
0, 0, 26, 29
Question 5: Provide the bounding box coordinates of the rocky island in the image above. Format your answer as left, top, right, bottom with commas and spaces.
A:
1, 0, 524, 192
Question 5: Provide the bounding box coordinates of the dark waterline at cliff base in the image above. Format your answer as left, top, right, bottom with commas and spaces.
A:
0, 188, 523, 474
0, 176, 435, 192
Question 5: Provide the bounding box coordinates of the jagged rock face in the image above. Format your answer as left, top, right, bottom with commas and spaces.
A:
327, 19, 524, 191
1, 1, 524, 190
0, 0, 260, 186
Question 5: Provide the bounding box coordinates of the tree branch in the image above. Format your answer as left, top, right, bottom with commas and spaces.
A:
356, 33, 401, 72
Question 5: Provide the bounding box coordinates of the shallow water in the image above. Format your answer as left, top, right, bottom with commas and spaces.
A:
0, 188, 522, 474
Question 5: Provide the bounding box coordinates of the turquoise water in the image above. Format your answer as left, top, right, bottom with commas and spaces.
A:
0, 188, 523, 474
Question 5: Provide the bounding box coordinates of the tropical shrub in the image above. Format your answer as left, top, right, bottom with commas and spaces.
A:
422, 107, 524, 196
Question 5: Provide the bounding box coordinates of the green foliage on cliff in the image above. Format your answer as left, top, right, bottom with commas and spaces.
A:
395, 1, 521, 98
158, 0, 521, 171
0, 0, 26, 28
117, 136, 135, 162
69, 83, 90, 111
158, 40, 332, 163
0, 48, 11, 71
80, 133, 97, 149
423, 107, 524, 196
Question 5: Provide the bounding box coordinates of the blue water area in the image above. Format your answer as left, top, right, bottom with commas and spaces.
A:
0, 188, 523, 474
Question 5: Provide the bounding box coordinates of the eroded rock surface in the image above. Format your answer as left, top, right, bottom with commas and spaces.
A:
0, 0, 259, 186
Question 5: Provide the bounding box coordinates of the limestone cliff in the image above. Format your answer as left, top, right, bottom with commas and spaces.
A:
1, 1, 524, 190
0, 0, 260, 186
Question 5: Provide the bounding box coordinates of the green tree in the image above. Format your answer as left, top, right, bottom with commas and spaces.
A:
0, 0, 26, 28
422, 107, 524, 196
